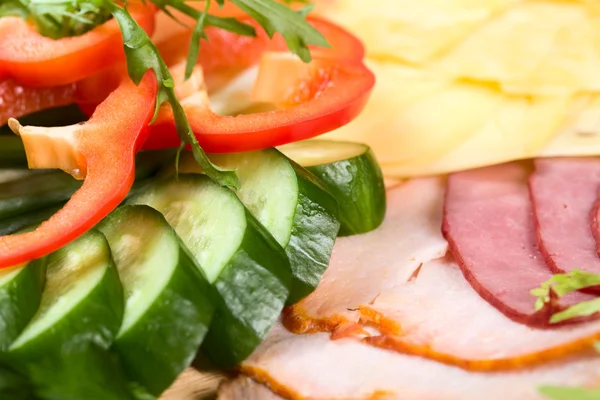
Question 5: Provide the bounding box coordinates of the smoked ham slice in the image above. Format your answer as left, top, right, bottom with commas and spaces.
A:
362, 258, 600, 370
442, 162, 594, 326
285, 178, 448, 333
530, 158, 600, 282
231, 323, 600, 400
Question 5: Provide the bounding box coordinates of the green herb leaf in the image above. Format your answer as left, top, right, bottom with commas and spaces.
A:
229, 0, 329, 63
540, 386, 600, 400
531, 269, 600, 311
110, 3, 240, 189
550, 297, 600, 323
0, 1, 29, 19
185, 0, 210, 80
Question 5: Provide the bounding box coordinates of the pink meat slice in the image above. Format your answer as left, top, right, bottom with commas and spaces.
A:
363, 257, 600, 369
530, 158, 600, 280
236, 323, 600, 400
286, 178, 448, 330
442, 162, 594, 327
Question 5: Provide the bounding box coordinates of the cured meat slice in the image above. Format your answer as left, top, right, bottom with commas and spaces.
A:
530, 158, 600, 281
362, 258, 600, 371
443, 162, 594, 326
236, 323, 600, 400
284, 178, 448, 333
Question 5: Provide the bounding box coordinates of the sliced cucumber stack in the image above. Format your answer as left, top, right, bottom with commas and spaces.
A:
0, 260, 46, 351
8, 230, 133, 400
177, 149, 340, 304
128, 175, 292, 367
279, 140, 386, 236
98, 205, 216, 396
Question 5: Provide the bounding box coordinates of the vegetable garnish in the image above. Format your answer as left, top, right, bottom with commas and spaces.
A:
540, 385, 600, 400
0, 71, 156, 267
144, 16, 375, 154
531, 269, 600, 323
2, 0, 330, 188
0, 1, 157, 86
109, 2, 239, 188
0, 0, 351, 269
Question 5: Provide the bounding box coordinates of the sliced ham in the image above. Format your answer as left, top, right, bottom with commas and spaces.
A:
530, 158, 600, 283
362, 257, 600, 370
442, 162, 594, 327
234, 323, 600, 400
285, 178, 448, 333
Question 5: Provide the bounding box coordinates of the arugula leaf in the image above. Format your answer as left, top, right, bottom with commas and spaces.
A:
540, 386, 600, 400
0, 1, 29, 19
229, 0, 329, 62
110, 3, 240, 189
185, 0, 210, 80
11, 0, 112, 39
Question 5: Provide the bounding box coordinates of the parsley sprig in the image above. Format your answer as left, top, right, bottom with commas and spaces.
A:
1, 0, 328, 188
531, 269, 600, 323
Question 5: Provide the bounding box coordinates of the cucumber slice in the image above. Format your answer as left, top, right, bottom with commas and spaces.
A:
0, 172, 81, 220
8, 230, 133, 400
279, 140, 386, 236
0, 259, 47, 351
98, 205, 216, 396
0, 206, 61, 236
176, 149, 340, 304
127, 175, 291, 367
0, 137, 27, 169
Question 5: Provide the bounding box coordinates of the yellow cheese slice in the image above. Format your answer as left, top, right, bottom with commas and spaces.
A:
436, 1, 600, 94
322, 61, 503, 166
540, 94, 600, 156
314, 0, 517, 65
381, 94, 569, 177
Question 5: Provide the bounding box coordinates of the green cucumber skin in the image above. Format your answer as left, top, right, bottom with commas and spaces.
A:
8, 231, 133, 400
115, 249, 214, 396
285, 161, 340, 304
307, 149, 386, 236
0, 137, 27, 169
0, 259, 47, 351
0, 206, 61, 236
128, 175, 292, 367
0, 150, 174, 235
203, 209, 291, 368
0, 172, 81, 220
102, 205, 216, 396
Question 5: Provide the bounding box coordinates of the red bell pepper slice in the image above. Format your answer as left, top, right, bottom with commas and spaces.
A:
143, 17, 374, 153
0, 72, 156, 268
0, 79, 77, 126
0, 2, 156, 87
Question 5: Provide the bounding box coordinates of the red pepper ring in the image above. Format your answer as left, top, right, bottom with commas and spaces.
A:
143, 16, 375, 154
0, 79, 78, 126
144, 59, 375, 153
0, 1, 156, 87
0, 72, 157, 268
